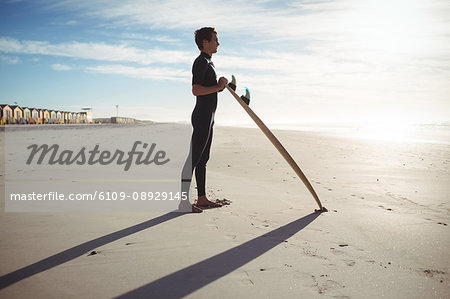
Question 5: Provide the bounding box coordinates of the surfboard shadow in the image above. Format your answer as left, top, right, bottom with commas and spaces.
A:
0, 212, 183, 289
116, 212, 320, 298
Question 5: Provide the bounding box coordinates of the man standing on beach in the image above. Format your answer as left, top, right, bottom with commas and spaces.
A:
181, 27, 228, 213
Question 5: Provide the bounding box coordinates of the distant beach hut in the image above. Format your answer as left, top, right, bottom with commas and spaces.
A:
38, 109, 44, 124
49, 110, 57, 124
67, 112, 72, 123
9, 105, 23, 124
23, 107, 31, 124
55, 111, 62, 124
0, 105, 13, 124
79, 112, 87, 123
72, 112, 77, 123
62, 111, 68, 124
31, 108, 40, 124
81, 108, 93, 123
43, 109, 50, 124
78, 112, 83, 123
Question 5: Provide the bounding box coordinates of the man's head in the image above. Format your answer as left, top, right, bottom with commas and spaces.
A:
195, 27, 219, 54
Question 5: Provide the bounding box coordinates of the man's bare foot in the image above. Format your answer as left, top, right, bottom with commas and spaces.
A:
196, 196, 223, 208
192, 204, 203, 213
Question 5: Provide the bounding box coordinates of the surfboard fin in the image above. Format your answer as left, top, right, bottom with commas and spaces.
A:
241, 87, 250, 105
228, 74, 237, 91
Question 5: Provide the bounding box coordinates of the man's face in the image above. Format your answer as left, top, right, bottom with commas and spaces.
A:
203, 33, 219, 54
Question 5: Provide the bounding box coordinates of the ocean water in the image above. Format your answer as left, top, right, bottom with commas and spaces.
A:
237, 123, 450, 145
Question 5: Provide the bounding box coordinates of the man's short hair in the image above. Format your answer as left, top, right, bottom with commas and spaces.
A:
195, 27, 217, 50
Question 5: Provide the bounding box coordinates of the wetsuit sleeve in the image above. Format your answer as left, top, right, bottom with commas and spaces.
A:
192, 57, 208, 86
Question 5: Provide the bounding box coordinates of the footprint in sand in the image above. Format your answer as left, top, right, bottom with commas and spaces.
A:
378, 205, 393, 211
421, 269, 446, 281
225, 234, 237, 240
238, 270, 255, 286
325, 263, 337, 270
311, 275, 346, 295
344, 260, 356, 267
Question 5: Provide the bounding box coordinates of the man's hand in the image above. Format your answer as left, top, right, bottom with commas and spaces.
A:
192, 77, 229, 96
218, 77, 228, 92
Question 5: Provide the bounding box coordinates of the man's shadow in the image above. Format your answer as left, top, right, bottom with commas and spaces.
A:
0, 212, 183, 289
117, 212, 320, 298
0, 210, 321, 297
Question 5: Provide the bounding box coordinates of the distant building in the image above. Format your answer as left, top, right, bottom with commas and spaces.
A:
0, 104, 93, 125
31, 108, 40, 124
111, 117, 136, 124
43, 109, 50, 124
8, 105, 23, 124
23, 107, 31, 124
1, 105, 13, 124
56, 111, 62, 124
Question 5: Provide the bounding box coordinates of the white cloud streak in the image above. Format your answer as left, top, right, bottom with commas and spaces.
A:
51, 63, 72, 71
85, 64, 190, 81
0, 37, 192, 65
121, 33, 182, 44
0, 54, 20, 64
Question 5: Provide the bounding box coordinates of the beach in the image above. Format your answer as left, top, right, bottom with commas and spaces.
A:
0, 124, 449, 298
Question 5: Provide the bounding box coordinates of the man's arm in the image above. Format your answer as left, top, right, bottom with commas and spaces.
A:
192, 77, 228, 96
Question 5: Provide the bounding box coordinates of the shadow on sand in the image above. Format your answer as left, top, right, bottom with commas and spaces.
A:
0, 212, 184, 289
116, 212, 320, 298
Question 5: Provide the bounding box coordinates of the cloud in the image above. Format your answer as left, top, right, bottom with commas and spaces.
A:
42, 0, 450, 56
65, 20, 78, 25
51, 63, 72, 71
0, 54, 20, 64
85, 64, 190, 81
121, 33, 182, 44
0, 36, 192, 65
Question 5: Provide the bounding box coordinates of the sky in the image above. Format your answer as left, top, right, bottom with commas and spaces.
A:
1, 0, 449, 127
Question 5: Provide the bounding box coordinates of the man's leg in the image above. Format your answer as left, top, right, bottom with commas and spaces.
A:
195, 125, 213, 197
180, 117, 212, 212
194, 125, 222, 208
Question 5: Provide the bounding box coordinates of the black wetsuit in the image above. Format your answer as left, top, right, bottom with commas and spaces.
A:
182, 52, 217, 197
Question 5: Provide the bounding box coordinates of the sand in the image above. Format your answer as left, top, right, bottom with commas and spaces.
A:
0, 124, 449, 298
